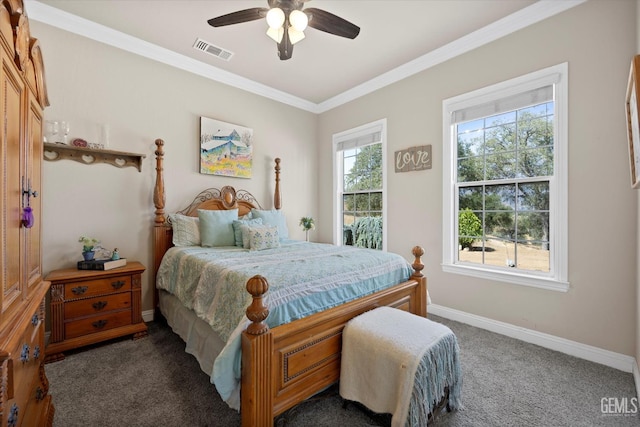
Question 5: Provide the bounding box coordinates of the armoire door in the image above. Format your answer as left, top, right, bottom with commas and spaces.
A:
25, 90, 43, 293
0, 48, 25, 318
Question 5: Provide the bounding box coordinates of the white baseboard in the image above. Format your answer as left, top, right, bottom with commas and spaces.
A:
428, 304, 636, 373
142, 309, 155, 323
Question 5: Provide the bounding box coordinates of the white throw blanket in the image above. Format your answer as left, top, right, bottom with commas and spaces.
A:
340, 307, 461, 427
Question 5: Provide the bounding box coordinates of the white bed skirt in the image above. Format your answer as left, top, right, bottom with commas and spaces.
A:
158, 289, 226, 377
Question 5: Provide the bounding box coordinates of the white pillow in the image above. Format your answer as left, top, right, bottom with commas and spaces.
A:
169, 214, 200, 246
248, 225, 280, 251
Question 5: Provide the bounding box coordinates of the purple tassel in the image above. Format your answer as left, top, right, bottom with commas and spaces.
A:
22, 207, 34, 228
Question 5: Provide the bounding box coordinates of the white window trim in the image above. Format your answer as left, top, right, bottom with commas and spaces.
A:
442, 63, 569, 292
332, 118, 388, 249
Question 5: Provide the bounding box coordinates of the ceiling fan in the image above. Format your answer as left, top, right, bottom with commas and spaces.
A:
207, 0, 360, 61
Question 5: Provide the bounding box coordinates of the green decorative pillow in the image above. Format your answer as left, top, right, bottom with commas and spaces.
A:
250, 209, 289, 240
169, 214, 200, 247
198, 209, 238, 247
248, 225, 280, 251
232, 218, 263, 247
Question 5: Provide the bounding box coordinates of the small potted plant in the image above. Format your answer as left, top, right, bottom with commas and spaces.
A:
299, 217, 315, 242
79, 236, 100, 261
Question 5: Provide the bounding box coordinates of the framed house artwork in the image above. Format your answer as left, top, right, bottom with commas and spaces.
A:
200, 117, 253, 178
625, 55, 640, 189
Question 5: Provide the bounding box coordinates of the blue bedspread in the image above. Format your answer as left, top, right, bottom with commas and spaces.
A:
156, 240, 413, 409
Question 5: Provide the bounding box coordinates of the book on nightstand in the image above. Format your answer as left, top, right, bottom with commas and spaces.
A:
77, 258, 127, 271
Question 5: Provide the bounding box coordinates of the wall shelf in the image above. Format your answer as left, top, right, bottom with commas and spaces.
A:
43, 143, 146, 172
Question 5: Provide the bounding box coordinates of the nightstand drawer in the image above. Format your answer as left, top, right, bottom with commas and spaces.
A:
65, 310, 132, 340
64, 276, 131, 299
64, 293, 131, 319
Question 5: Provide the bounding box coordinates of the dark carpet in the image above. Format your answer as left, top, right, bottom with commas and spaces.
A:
46, 315, 638, 426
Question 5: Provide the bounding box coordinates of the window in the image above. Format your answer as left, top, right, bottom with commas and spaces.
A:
333, 119, 387, 250
442, 64, 568, 291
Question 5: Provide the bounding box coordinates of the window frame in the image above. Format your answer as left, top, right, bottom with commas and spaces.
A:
332, 118, 388, 250
442, 63, 569, 292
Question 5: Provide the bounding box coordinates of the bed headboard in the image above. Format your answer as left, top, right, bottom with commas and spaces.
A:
152, 138, 281, 307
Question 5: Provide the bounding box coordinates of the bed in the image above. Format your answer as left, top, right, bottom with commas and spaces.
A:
151, 139, 428, 426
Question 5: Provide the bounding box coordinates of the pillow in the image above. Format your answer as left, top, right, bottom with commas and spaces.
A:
248, 225, 280, 251
232, 218, 263, 247
250, 209, 289, 240
169, 214, 200, 246
240, 223, 267, 249
198, 209, 238, 247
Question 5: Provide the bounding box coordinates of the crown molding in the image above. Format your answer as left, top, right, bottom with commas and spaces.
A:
316, 0, 587, 113
26, 0, 586, 115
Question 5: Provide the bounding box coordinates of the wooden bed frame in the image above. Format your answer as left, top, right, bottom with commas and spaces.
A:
151, 139, 428, 426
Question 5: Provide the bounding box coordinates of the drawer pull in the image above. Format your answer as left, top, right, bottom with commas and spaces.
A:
92, 319, 108, 329
20, 344, 29, 363
111, 280, 125, 290
72, 286, 88, 295
31, 313, 39, 326
8, 403, 18, 427
93, 301, 108, 310
33, 345, 40, 360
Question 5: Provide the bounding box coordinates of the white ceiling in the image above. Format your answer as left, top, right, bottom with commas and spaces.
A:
27, 0, 585, 113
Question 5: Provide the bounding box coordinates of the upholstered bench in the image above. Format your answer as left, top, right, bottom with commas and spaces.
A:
340, 307, 462, 426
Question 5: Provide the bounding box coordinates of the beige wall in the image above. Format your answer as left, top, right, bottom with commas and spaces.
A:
31, 21, 318, 315
318, 0, 637, 356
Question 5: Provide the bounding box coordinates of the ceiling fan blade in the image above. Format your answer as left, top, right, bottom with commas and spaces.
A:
207, 8, 268, 27
304, 8, 360, 39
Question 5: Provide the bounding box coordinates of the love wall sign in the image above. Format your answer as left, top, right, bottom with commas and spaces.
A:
394, 145, 432, 173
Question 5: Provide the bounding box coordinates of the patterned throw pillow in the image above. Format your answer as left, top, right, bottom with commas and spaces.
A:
250, 209, 289, 240
248, 226, 280, 251
240, 223, 264, 249
169, 214, 200, 247
232, 218, 263, 247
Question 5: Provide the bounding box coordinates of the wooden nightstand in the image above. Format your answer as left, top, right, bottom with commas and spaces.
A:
44, 261, 148, 362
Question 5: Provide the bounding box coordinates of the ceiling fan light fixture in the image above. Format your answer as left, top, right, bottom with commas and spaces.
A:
266, 7, 285, 29
288, 27, 305, 45
266, 26, 284, 43
289, 10, 308, 32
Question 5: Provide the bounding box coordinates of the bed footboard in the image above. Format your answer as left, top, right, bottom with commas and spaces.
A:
241, 246, 427, 426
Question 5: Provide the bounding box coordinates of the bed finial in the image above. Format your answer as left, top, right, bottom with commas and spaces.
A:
411, 246, 425, 278
274, 158, 281, 210
154, 139, 166, 224
246, 275, 270, 335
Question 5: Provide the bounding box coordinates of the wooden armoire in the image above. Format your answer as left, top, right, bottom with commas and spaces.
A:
0, 0, 53, 426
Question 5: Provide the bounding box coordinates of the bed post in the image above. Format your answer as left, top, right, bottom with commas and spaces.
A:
153, 139, 171, 312
241, 275, 273, 427
274, 158, 281, 210
411, 246, 428, 317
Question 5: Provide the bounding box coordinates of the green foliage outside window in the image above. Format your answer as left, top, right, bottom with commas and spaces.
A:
342, 143, 384, 250
458, 208, 482, 249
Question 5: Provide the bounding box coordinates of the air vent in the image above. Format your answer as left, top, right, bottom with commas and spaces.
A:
193, 38, 234, 61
